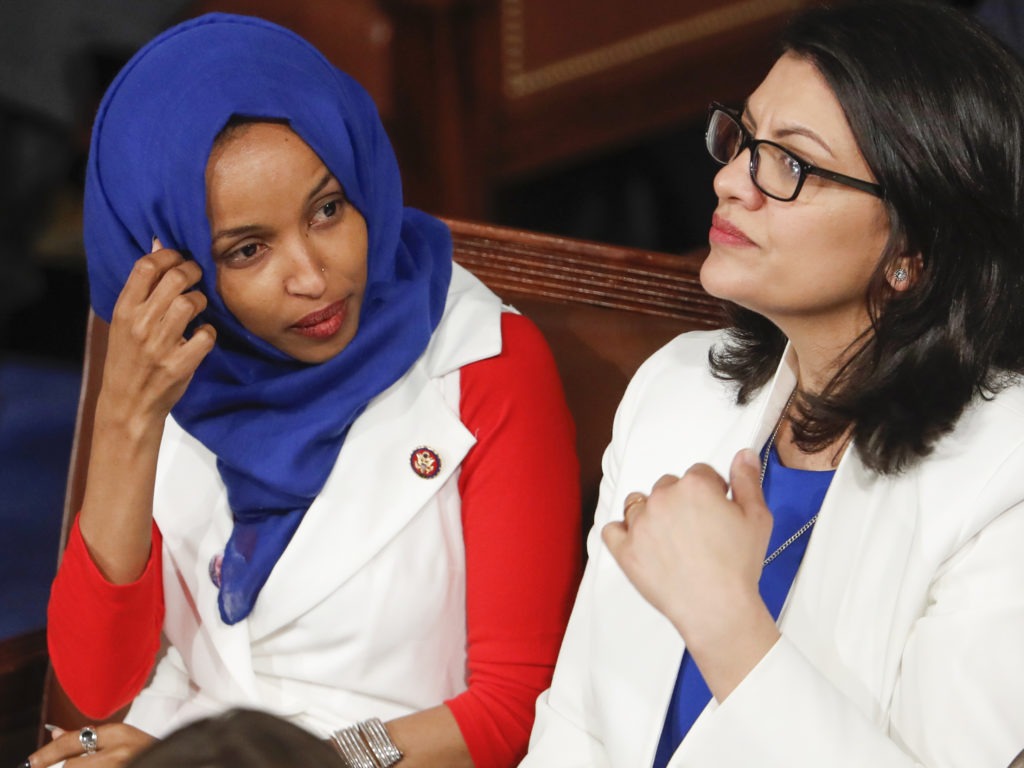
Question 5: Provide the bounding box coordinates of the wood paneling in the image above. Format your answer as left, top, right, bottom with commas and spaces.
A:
186, 0, 817, 217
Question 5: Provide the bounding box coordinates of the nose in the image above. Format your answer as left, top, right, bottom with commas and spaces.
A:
712, 148, 764, 209
283, 241, 327, 298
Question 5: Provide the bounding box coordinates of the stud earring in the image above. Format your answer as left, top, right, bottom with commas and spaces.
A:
893, 267, 908, 283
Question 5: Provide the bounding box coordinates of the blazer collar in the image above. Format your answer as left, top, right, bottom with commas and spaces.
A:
246, 357, 477, 636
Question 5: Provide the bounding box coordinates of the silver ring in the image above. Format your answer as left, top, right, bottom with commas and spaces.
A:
79, 726, 99, 754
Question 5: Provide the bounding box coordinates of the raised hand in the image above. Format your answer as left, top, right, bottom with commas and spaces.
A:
78, 240, 216, 584
100, 238, 216, 427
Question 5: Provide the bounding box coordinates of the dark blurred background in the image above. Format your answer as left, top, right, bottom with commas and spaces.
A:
0, 0, 1004, 364
0, 0, 1009, 758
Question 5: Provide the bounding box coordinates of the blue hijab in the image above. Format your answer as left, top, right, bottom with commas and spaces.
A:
84, 14, 452, 624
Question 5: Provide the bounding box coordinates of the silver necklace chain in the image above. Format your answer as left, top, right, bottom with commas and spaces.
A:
759, 391, 818, 567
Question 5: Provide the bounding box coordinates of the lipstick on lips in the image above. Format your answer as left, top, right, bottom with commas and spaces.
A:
291, 300, 346, 339
709, 214, 755, 247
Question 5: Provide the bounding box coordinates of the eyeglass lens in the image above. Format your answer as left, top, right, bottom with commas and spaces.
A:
706, 109, 803, 200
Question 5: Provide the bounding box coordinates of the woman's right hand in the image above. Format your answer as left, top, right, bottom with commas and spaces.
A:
78, 240, 216, 583
26, 723, 155, 768
602, 450, 780, 702
100, 239, 216, 429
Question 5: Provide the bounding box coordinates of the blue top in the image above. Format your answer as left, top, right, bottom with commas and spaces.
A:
83, 14, 452, 624
652, 442, 835, 767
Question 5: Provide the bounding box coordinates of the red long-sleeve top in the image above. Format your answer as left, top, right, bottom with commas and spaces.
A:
48, 312, 582, 768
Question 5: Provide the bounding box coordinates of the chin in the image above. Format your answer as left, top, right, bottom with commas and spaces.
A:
303, 327, 359, 364
295, 342, 351, 365
699, 254, 746, 303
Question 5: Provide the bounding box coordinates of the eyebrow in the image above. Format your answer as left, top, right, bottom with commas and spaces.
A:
306, 170, 335, 203
775, 126, 836, 158
211, 222, 263, 244
210, 170, 339, 243
742, 103, 836, 158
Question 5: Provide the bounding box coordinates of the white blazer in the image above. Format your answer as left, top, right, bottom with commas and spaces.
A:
124, 264, 505, 738
522, 330, 1024, 768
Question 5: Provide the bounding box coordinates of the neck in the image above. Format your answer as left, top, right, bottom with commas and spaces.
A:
778, 312, 871, 397
775, 341, 860, 472
762, 308, 870, 471
773, 417, 849, 472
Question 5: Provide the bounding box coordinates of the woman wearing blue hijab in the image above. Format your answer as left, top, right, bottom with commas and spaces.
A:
33, 13, 581, 768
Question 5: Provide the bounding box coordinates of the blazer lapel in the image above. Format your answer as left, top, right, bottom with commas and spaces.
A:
154, 421, 261, 700
779, 458, 919, 714
246, 359, 477, 638
765, 337, 920, 711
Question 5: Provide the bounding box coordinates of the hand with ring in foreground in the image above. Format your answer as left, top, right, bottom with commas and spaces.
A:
25, 723, 154, 767
601, 449, 782, 702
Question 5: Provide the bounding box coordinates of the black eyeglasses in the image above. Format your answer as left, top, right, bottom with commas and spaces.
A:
705, 102, 885, 202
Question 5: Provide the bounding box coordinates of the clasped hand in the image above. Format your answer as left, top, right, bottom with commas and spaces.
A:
602, 449, 780, 700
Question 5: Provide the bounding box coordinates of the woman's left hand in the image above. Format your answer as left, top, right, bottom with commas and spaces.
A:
26, 723, 155, 767
601, 449, 781, 700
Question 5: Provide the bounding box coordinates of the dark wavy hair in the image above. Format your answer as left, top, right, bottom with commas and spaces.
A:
710, 0, 1024, 474
125, 709, 343, 767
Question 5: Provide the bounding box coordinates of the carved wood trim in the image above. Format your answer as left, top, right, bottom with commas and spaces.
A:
501, 0, 805, 99
445, 218, 724, 326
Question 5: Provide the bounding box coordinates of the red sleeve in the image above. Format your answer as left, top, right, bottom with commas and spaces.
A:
47, 515, 165, 718
445, 312, 583, 768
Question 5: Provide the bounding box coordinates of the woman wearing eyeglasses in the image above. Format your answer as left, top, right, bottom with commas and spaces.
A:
520, 2, 1024, 766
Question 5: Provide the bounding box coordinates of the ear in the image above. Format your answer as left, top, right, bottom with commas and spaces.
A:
887, 253, 924, 292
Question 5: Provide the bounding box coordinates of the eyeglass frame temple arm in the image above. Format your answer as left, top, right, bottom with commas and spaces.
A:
804, 164, 885, 198
707, 101, 885, 200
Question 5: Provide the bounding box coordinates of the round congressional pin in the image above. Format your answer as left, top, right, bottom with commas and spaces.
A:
410, 446, 441, 479
209, 553, 223, 588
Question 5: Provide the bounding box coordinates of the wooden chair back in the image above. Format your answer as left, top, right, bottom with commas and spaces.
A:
445, 219, 720, 511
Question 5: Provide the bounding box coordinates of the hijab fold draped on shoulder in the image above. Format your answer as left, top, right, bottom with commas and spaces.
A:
84, 13, 453, 624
